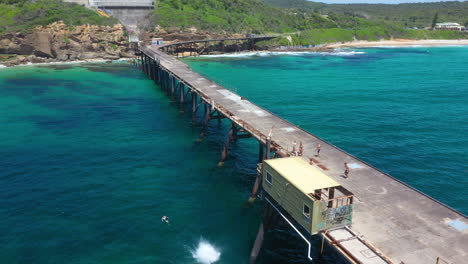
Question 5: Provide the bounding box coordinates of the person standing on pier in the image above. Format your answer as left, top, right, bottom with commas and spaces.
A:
292, 141, 297, 156
299, 142, 304, 156
344, 162, 350, 178
316, 143, 321, 157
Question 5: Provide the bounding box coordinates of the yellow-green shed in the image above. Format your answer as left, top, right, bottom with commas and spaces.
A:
262, 157, 353, 235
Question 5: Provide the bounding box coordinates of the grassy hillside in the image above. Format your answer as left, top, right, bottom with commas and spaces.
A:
151, 0, 339, 33
151, 0, 406, 33
0, 0, 118, 35
264, 0, 468, 28
258, 28, 468, 47
151, 0, 467, 42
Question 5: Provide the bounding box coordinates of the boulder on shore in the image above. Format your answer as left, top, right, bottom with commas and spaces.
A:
0, 21, 134, 66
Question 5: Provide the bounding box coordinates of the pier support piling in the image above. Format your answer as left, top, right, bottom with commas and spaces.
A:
265, 137, 271, 160
249, 202, 279, 264
191, 93, 197, 124
198, 104, 211, 142
218, 123, 236, 167
249, 223, 265, 264
171, 76, 176, 101
258, 142, 264, 163
248, 171, 262, 204
180, 82, 185, 112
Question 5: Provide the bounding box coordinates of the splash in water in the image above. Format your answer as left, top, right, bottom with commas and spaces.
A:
191, 239, 221, 264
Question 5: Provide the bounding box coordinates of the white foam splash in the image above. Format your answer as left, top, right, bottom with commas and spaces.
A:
197, 50, 365, 58
191, 239, 221, 264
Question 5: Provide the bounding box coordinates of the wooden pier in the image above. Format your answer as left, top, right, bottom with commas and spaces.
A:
138, 38, 468, 264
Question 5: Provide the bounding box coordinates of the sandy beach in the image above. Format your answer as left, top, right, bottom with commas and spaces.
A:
325, 39, 468, 48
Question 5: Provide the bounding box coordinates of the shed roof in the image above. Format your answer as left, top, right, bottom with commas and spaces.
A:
264, 157, 340, 194
436, 22, 461, 26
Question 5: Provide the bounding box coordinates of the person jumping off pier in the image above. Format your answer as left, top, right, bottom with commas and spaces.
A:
316, 143, 321, 157
344, 162, 350, 178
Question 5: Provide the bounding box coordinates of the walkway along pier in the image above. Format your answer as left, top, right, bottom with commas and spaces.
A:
137, 38, 468, 264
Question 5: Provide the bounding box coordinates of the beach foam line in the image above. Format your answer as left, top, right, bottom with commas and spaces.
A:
0, 58, 131, 69
367, 45, 468, 48
197, 50, 365, 58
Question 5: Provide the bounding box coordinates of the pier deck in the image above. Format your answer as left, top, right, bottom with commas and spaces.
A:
141, 45, 468, 264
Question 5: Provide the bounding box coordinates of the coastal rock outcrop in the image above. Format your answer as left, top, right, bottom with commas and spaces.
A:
0, 21, 134, 66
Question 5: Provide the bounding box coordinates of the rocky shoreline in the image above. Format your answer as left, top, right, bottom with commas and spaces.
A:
0, 21, 134, 67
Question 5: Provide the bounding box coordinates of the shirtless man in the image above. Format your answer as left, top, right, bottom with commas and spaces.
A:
292, 141, 297, 156
316, 143, 321, 157
344, 162, 350, 178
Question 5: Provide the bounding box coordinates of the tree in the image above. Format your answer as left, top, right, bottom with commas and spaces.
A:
431, 12, 438, 30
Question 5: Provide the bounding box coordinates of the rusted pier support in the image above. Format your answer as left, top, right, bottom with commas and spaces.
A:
250, 223, 264, 264
198, 104, 212, 142
248, 133, 273, 204
218, 123, 252, 166
218, 122, 236, 167
249, 202, 280, 264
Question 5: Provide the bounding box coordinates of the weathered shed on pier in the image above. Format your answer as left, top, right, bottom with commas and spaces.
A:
263, 157, 353, 235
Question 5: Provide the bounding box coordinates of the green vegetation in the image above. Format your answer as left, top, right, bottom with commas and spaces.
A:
63, 34, 70, 44
431, 12, 439, 30
399, 29, 468, 40
259, 28, 468, 47
152, 0, 467, 43
152, 0, 336, 33
264, 0, 468, 29
0, 0, 118, 35
151, 0, 406, 34
0, 53, 17, 61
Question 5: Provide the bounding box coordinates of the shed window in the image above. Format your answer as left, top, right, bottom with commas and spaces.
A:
303, 204, 311, 218
266, 172, 273, 184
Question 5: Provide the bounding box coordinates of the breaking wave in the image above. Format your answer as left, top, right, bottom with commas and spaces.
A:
198, 50, 365, 58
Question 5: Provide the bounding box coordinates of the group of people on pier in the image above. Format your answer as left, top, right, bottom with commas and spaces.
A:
291, 141, 350, 178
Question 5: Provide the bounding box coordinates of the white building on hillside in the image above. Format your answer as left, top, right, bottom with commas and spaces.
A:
435, 22, 464, 31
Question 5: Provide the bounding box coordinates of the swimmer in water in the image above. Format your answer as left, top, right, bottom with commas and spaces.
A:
161, 216, 169, 224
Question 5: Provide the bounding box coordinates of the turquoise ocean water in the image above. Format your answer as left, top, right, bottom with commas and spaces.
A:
0, 46, 467, 264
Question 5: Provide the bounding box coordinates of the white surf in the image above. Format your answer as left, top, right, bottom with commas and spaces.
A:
191, 239, 221, 264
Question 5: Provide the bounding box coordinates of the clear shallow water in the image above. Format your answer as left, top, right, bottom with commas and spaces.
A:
0, 63, 275, 264
1, 47, 467, 264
